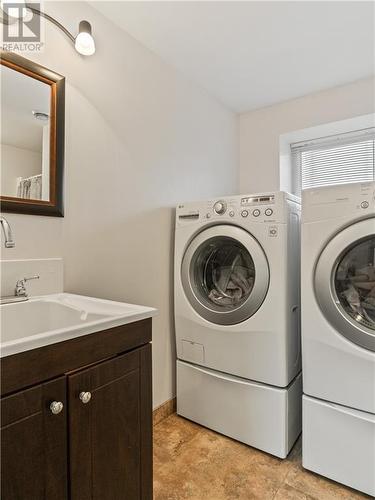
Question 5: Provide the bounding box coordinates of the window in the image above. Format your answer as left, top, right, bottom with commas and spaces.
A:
291, 128, 375, 194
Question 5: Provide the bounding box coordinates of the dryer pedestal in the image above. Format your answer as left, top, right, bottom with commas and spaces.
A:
303, 395, 375, 497
177, 360, 302, 458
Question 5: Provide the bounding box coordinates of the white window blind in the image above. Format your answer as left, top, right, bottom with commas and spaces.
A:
291, 128, 375, 194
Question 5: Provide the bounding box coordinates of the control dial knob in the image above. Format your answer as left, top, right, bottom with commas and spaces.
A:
213, 200, 227, 215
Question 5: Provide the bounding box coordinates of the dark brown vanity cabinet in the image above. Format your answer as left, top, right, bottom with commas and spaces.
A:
68, 347, 152, 499
1, 319, 153, 500
1, 377, 68, 499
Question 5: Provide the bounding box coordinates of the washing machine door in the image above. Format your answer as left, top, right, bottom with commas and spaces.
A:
181, 225, 269, 325
315, 218, 375, 351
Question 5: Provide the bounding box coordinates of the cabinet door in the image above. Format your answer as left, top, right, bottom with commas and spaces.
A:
1, 377, 67, 500
69, 344, 152, 500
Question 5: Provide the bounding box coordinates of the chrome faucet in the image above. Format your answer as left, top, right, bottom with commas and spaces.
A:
0, 216, 15, 248
0, 275, 40, 305
15, 276, 40, 298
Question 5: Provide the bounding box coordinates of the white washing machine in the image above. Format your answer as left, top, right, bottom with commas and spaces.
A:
301, 181, 375, 496
174, 192, 302, 458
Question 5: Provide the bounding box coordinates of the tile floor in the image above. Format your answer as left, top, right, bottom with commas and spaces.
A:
153, 414, 371, 500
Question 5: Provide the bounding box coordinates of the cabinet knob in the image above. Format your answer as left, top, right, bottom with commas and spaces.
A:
50, 401, 64, 415
79, 391, 92, 404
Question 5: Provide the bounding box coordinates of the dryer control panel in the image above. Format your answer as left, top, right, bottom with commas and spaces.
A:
302, 182, 375, 223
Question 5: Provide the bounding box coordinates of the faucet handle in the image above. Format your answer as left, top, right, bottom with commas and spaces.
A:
23, 275, 40, 283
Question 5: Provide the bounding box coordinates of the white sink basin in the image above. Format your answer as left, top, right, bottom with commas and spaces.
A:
0, 293, 157, 357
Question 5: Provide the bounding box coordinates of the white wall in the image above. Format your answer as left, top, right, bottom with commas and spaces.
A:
1, 144, 42, 197
239, 77, 375, 193
0, 2, 238, 408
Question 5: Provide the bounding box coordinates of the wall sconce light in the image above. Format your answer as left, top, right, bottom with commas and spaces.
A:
74, 20, 95, 56
0, 3, 96, 56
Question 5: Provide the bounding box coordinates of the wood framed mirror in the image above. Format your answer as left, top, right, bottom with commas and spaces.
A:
0, 50, 65, 217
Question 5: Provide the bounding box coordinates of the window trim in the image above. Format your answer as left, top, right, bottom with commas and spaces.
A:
291, 127, 375, 153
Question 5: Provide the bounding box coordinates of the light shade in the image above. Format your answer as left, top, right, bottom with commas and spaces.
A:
75, 20, 95, 56
0, 0, 26, 20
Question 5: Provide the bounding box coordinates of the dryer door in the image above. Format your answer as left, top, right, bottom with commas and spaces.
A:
315, 218, 375, 351
181, 225, 269, 325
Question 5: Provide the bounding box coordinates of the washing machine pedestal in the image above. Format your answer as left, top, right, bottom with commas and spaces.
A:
177, 360, 302, 458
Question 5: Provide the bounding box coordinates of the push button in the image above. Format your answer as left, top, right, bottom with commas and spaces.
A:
241, 210, 249, 217
361, 201, 369, 209
265, 208, 273, 216
229, 210, 235, 217
252, 209, 260, 217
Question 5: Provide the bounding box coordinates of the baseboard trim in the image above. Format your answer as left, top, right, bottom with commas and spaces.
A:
153, 397, 176, 426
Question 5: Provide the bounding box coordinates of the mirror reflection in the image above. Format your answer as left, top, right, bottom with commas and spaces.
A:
1, 64, 51, 201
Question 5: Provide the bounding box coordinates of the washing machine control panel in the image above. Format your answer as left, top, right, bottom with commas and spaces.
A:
240, 195, 276, 219
205, 194, 280, 220
177, 192, 295, 226
241, 195, 275, 206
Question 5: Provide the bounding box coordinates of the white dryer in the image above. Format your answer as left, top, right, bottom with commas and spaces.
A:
174, 192, 302, 458
301, 182, 375, 496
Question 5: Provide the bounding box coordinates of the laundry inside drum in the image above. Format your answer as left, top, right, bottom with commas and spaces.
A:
335, 236, 375, 331
192, 236, 256, 311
